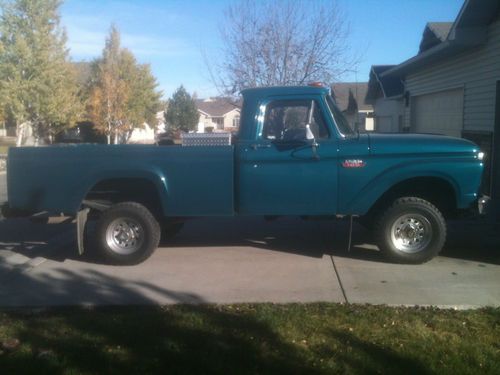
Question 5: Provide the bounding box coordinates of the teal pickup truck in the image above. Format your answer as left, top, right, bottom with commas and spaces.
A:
3, 85, 486, 265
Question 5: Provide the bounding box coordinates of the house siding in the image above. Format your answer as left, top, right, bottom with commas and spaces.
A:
405, 17, 500, 133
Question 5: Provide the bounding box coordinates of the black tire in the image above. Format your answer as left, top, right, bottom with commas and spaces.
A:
162, 222, 184, 240
374, 197, 446, 264
94, 202, 160, 265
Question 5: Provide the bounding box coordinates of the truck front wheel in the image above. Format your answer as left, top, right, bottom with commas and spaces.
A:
95, 202, 161, 265
374, 197, 446, 264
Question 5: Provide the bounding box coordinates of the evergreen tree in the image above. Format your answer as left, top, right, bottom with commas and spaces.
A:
164, 85, 199, 134
0, 0, 82, 144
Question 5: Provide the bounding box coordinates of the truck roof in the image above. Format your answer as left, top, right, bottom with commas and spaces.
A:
241, 85, 330, 97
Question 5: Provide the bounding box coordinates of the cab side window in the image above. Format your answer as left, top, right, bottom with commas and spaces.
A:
262, 100, 329, 141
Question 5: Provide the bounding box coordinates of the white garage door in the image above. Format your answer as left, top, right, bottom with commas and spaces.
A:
412, 89, 464, 137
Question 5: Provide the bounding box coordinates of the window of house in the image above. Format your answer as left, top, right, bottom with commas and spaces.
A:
261, 100, 329, 141
232, 115, 240, 128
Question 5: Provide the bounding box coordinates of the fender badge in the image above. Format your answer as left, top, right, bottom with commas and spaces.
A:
342, 159, 366, 168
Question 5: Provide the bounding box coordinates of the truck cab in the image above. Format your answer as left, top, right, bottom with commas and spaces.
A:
237, 85, 482, 216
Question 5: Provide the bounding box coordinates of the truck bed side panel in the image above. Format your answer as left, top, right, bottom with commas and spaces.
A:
7, 145, 234, 216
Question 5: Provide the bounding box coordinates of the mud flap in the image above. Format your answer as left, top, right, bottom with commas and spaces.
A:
76, 208, 90, 255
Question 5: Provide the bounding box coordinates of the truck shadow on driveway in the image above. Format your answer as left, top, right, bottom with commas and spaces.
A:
0, 216, 499, 266
160, 217, 500, 266
0, 218, 74, 263
160, 217, 383, 263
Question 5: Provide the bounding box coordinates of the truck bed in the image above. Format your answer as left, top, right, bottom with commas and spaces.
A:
7, 144, 234, 216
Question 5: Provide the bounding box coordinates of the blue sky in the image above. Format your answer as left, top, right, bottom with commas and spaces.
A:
60, 0, 464, 99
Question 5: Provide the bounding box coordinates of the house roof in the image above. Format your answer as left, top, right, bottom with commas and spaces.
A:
195, 98, 241, 117
365, 65, 404, 103
331, 83, 372, 112
381, 0, 500, 78
419, 22, 453, 52
428, 22, 453, 41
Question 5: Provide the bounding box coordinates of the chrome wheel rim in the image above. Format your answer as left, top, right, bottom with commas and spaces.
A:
390, 214, 432, 254
106, 218, 144, 255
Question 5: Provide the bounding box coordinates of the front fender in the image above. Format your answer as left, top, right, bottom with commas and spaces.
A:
338, 157, 479, 215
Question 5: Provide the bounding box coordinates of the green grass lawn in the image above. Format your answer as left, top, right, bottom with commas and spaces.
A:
0, 304, 498, 374
0, 145, 9, 154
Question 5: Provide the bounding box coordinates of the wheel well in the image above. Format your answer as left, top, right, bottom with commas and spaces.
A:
83, 178, 163, 218
367, 177, 457, 218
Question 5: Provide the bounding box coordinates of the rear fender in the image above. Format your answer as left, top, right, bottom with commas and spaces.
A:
74, 167, 169, 215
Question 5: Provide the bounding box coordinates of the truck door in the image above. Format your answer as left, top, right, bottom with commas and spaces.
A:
236, 96, 338, 215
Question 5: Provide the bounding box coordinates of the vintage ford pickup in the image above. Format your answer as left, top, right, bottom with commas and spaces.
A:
3, 85, 485, 265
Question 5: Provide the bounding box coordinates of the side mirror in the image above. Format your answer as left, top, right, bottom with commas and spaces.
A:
306, 124, 320, 160
305, 124, 315, 141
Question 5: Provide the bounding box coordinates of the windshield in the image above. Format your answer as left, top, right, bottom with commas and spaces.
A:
326, 95, 355, 136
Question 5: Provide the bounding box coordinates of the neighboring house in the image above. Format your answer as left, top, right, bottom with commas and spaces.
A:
378, 0, 499, 215
195, 98, 241, 133
365, 65, 405, 133
331, 83, 374, 131
128, 123, 156, 144
128, 111, 166, 144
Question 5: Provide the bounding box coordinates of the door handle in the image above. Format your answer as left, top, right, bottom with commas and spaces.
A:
250, 144, 272, 150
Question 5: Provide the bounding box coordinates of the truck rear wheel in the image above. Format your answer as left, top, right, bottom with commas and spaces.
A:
95, 202, 160, 265
374, 197, 446, 264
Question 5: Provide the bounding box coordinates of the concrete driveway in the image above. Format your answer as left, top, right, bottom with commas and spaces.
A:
1, 212, 499, 308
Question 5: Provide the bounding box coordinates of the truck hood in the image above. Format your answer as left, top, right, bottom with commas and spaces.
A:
367, 133, 479, 156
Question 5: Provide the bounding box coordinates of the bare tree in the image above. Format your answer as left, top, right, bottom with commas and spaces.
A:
207, 0, 356, 94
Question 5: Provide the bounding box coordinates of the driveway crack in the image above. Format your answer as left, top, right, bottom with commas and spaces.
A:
330, 255, 349, 304
316, 220, 349, 304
